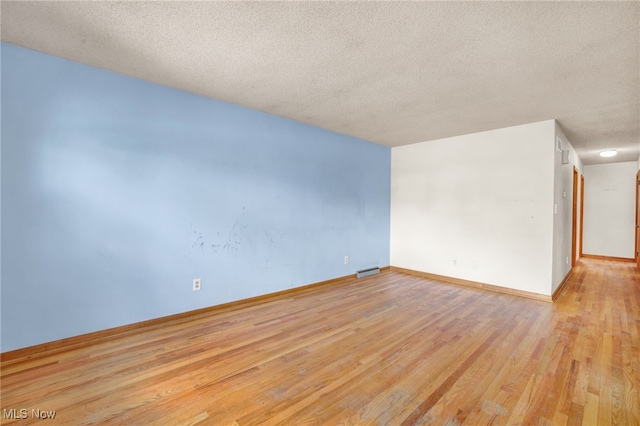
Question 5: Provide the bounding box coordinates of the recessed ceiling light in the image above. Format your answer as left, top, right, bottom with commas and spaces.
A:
599, 150, 617, 158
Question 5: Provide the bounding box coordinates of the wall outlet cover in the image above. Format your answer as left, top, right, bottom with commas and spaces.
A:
193, 278, 202, 291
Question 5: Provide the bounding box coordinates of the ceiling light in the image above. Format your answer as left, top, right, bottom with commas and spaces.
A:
599, 150, 617, 158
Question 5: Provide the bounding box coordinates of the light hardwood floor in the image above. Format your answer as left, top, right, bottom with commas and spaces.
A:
1, 258, 638, 425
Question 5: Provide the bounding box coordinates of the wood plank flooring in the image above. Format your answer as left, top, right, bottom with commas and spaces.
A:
1, 258, 638, 425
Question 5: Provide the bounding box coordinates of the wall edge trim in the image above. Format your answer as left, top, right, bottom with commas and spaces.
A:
582, 254, 635, 263
389, 266, 552, 302
552, 269, 573, 302
1, 267, 390, 364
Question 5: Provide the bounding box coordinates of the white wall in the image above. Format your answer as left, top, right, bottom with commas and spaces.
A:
583, 162, 636, 259
391, 120, 555, 296
551, 123, 583, 292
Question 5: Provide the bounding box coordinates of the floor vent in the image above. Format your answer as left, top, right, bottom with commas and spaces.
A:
357, 267, 380, 278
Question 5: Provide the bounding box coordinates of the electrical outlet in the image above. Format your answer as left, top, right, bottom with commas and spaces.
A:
344, 256, 349, 264
193, 278, 202, 291
452, 258, 458, 267
566, 257, 569, 265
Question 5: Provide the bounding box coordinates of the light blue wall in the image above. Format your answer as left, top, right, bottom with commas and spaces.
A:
1, 43, 390, 352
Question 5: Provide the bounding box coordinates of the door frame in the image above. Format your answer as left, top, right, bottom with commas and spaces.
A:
571, 167, 578, 268
579, 174, 584, 258
636, 170, 640, 270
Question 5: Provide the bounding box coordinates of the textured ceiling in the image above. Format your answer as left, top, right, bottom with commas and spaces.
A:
1, 1, 638, 165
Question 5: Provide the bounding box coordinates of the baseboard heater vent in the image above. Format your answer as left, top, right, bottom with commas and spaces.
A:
357, 267, 380, 279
